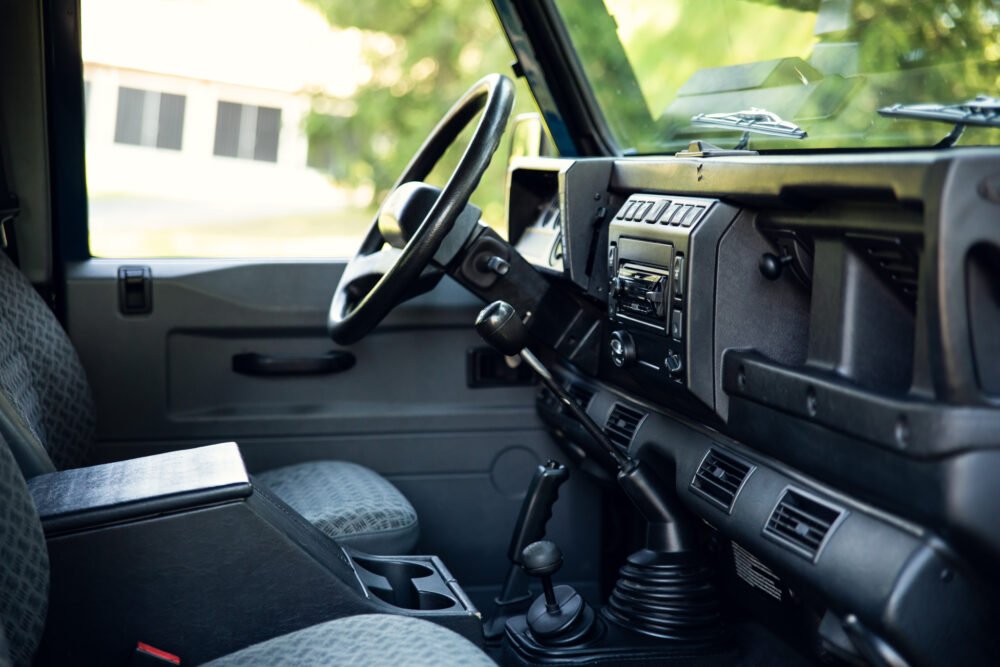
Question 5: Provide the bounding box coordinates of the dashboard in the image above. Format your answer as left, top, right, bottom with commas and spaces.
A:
505, 151, 1000, 665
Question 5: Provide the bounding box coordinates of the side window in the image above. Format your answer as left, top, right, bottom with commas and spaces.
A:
81, 0, 537, 259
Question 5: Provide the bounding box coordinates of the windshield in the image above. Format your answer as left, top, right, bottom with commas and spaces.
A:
551, 0, 1000, 153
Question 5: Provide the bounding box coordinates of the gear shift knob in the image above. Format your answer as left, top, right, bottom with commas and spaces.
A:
521, 540, 562, 578
475, 301, 527, 356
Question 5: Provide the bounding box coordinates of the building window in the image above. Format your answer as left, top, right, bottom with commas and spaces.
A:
113, 87, 185, 150
213, 102, 281, 163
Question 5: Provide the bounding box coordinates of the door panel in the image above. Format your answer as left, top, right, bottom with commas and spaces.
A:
64, 259, 600, 602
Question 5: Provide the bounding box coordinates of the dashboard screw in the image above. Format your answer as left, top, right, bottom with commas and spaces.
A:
593, 192, 601, 200
737, 366, 747, 391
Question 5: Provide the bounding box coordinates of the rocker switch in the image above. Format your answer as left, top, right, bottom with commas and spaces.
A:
118, 266, 152, 315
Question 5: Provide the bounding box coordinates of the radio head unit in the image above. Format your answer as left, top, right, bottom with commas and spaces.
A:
611, 262, 671, 328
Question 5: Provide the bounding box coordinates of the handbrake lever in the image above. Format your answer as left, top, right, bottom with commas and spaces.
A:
508, 460, 569, 564
484, 459, 569, 640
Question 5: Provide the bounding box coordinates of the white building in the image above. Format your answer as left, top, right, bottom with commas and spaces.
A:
82, 0, 376, 256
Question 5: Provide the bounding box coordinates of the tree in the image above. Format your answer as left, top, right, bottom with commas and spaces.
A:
304, 0, 537, 231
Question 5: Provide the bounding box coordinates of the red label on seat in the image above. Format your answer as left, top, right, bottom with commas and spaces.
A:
136, 642, 181, 665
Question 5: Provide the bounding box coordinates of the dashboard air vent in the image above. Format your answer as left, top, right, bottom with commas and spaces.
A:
690, 448, 754, 512
848, 234, 920, 308
566, 383, 595, 408
604, 403, 645, 450
764, 488, 845, 562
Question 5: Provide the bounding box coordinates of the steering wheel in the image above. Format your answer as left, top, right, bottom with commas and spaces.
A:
328, 74, 515, 345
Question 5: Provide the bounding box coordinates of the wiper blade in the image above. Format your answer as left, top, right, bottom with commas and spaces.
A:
878, 95, 1000, 148
691, 108, 808, 140
878, 95, 1000, 128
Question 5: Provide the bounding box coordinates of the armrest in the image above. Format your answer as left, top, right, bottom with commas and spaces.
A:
28, 442, 251, 533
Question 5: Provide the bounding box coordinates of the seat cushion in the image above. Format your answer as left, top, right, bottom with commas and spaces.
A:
203, 614, 495, 667
255, 461, 419, 554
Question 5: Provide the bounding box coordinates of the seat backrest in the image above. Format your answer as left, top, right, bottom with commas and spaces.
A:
0, 252, 96, 474
0, 431, 49, 666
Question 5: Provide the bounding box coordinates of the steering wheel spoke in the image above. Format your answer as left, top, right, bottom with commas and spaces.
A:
341, 247, 402, 288
339, 247, 442, 312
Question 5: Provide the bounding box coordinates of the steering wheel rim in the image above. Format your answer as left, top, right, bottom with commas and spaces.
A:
328, 73, 515, 345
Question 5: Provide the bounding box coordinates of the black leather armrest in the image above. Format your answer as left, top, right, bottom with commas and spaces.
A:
28, 442, 252, 533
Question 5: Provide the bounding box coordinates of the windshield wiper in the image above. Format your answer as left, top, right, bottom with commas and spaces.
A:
878, 95, 1000, 148
691, 108, 807, 149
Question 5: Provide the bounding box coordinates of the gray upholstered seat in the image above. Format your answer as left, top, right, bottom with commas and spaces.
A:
256, 461, 418, 554
202, 614, 495, 667
0, 252, 417, 554
0, 435, 490, 667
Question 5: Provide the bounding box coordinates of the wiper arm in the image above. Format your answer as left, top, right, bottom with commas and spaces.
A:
691, 107, 807, 149
878, 95, 1000, 148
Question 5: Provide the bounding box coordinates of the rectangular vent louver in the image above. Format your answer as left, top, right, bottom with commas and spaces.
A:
566, 383, 595, 408
604, 403, 645, 450
764, 488, 845, 562
848, 234, 920, 308
690, 448, 754, 512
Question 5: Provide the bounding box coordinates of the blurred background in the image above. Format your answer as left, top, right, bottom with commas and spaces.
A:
83, 0, 999, 258
83, 0, 535, 258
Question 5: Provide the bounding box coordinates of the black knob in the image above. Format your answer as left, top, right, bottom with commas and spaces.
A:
475, 301, 527, 356
609, 330, 637, 368
611, 276, 624, 296
759, 252, 793, 280
521, 540, 563, 578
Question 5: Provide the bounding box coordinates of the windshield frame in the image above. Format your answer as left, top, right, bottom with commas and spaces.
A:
491, 0, 626, 157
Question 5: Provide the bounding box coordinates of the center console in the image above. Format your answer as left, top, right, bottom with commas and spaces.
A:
28, 443, 481, 666
606, 194, 738, 410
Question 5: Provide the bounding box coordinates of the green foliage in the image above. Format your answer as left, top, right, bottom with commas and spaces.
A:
555, 0, 1000, 152
304, 0, 537, 233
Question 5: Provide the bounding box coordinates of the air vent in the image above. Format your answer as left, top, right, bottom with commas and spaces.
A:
565, 383, 595, 408
764, 488, 845, 562
849, 234, 920, 308
690, 448, 754, 512
604, 403, 645, 450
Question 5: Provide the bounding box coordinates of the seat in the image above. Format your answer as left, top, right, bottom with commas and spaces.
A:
0, 252, 418, 554
202, 614, 495, 666
0, 434, 492, 667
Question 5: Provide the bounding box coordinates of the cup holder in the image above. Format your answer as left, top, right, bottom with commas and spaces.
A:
353, 556, 458, 611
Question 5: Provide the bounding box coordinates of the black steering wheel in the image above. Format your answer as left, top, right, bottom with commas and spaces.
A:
328, 74, 515, 345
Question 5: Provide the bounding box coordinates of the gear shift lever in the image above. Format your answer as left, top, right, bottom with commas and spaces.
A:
522, 541, 563, 614
475, 301, 629, 469
520, 541, 595, 643
476, 300, 723, 647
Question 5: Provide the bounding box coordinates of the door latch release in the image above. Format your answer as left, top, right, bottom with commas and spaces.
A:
117, 266, 152, 315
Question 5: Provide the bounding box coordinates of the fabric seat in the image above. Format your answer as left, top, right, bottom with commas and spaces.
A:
0, 434, 492, 667
202, 614, 494, 666
0, 252, 417, 553
256, 461, 419, 553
